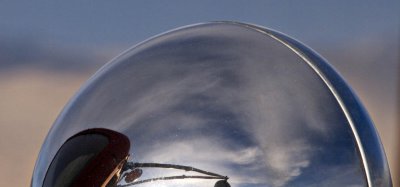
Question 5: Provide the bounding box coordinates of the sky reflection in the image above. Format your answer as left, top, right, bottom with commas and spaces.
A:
32, 23, 368, 187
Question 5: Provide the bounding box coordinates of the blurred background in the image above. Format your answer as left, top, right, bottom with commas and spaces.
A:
0, 1, 398, 186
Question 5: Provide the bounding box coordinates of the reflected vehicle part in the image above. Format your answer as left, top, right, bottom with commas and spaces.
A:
31, 22, 392, 187
119, 162, 229, 186
43, 128, 230, 187
42, 128, 130, 187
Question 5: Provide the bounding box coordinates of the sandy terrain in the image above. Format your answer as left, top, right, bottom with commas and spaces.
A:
0, 69, 90, 187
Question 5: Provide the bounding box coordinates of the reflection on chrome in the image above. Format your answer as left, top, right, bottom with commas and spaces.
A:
31, 22, 392, 187
41, 128, 231, 187
118, 162, 229, 186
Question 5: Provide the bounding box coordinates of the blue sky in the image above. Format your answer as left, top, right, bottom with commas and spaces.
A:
1, 0, 399, 50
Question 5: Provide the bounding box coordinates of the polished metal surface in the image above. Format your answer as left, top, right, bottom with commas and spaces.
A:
31, 22, 391, 187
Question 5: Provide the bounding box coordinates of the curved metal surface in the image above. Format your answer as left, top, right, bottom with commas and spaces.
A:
31, 22, 391, 187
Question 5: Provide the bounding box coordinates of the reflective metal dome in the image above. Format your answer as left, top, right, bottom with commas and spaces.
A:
31, 22, 391, 187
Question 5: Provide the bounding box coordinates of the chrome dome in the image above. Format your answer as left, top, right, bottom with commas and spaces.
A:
32, 22, 391, 187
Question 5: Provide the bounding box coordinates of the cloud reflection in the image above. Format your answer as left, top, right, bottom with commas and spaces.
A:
34, 23, 367, 187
